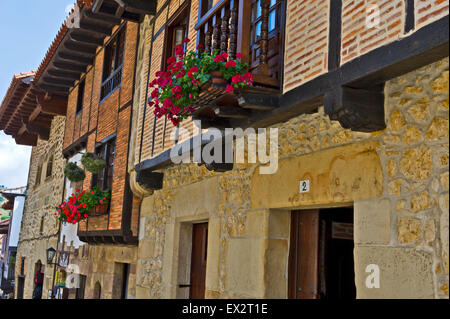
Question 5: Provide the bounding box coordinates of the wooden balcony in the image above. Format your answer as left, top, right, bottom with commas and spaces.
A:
192, 0, 283, 128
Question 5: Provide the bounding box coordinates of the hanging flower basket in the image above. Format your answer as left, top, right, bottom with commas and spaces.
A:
81, 152, 106, 174
64, 162, 86, 183
148, 38, 254, 126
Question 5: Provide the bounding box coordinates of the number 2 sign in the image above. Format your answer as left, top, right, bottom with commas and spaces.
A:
299, 180, 310, 193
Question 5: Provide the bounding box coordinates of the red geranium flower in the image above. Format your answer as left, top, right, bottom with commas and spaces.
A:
225, 60, 237, 68
187, 66, 199, 77
226, 84, 235, 93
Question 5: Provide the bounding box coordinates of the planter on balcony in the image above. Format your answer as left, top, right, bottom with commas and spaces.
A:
94, 203, 109, 215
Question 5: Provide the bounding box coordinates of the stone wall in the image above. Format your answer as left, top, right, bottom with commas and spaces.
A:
134, 58, 448, 299
15, 115, 66, 299
66, 244, 137, 299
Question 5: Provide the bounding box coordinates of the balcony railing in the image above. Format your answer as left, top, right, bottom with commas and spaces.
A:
100, 65, 123, 101
193, 0, 281, 127
196, 0, 280, 88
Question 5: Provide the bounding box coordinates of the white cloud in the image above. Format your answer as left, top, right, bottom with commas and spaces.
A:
0, 131, 31, 189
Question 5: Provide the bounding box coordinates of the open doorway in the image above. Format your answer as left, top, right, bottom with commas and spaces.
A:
177, 222, 208, 299
288, 207, 355, 299
32, 260, 44, 299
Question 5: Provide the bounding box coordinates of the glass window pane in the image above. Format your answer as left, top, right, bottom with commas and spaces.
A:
269, 9, 276, 32
256, 21, 262, 39
175, 28, 184, 47
270, 0, 276, 7
257, 0, 261, 18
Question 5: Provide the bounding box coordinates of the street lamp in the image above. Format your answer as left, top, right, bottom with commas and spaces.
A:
46, 247, 57, 265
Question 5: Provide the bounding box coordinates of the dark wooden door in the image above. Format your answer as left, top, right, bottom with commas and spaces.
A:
17, 275, 25, 299
288, 210, 320, 299
189, 223, 208, 299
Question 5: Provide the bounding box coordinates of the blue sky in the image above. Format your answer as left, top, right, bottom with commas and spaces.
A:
0, 1, 74, 188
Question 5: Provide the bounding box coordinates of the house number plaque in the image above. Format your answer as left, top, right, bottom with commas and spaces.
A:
299, 180, 310, 193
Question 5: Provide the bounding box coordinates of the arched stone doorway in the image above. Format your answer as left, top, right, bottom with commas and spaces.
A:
32, 260, 44, 299
93, 281, 101, 299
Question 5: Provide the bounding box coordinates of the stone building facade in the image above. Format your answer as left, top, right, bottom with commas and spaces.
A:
128, 0, 449, 299
130, 58, 449, 299
15, 115, 67, 299
27, 1, 157, 299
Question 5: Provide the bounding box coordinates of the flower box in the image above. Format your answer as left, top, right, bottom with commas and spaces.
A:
94, 203, 109, 215
149, 39, 254, 126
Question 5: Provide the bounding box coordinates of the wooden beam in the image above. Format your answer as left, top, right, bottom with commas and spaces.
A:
26, 123, 51, 140
36, 93, 67, 116
42, 76, 74, 87
47, 70, 82, 81
15, 132, 38, 146
58, 51, 94, 65
37, 84, 69, 94
53, 61, 87, 73
69, 31, 105, 46
213, 105, 251, 119
63, 42, 97, 55
324, 86, 385, 132
115, 0, 157, 15
78, 20, 112, 36
136, 170, 164, 191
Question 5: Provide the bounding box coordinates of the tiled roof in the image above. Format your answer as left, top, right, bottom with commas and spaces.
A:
0, 72, 35, 131
34, 0, 95, 83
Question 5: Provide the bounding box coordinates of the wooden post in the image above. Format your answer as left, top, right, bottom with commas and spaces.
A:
204, 21, 213, 54
212, 14, 222, 52
229, 0, 239, 59
220, 6, 230, 54
236, 0, 251, 64
257, 0, 270, 75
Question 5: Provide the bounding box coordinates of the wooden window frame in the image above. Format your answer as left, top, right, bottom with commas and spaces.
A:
162, 1, 191, 71
91, 136, 116, 192
45, 155, 53, 179
35, 163, 43, 186
200, 0, 213, 17
76, 78, 85, 115
100, 26, 126, 101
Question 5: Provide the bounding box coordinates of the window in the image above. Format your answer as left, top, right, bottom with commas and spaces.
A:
94, 281, 101, 299
92, 137, 116, 191
76, 78, 85, 114
39, 216, 45, 234
35, 163, 43, 186
249, 0, 284, 82
101, 27, 126, 100
163, 4, 189, 69
46, 155, 53, 178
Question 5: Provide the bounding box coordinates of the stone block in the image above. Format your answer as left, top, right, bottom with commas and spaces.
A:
205, 218, 221, 292
251, 141, 383, 209
170, 177, 220, 218
264, 238, 289, 299
354, 246, 434, 298
354, 199, 391, 244
225, 238, 266, 298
